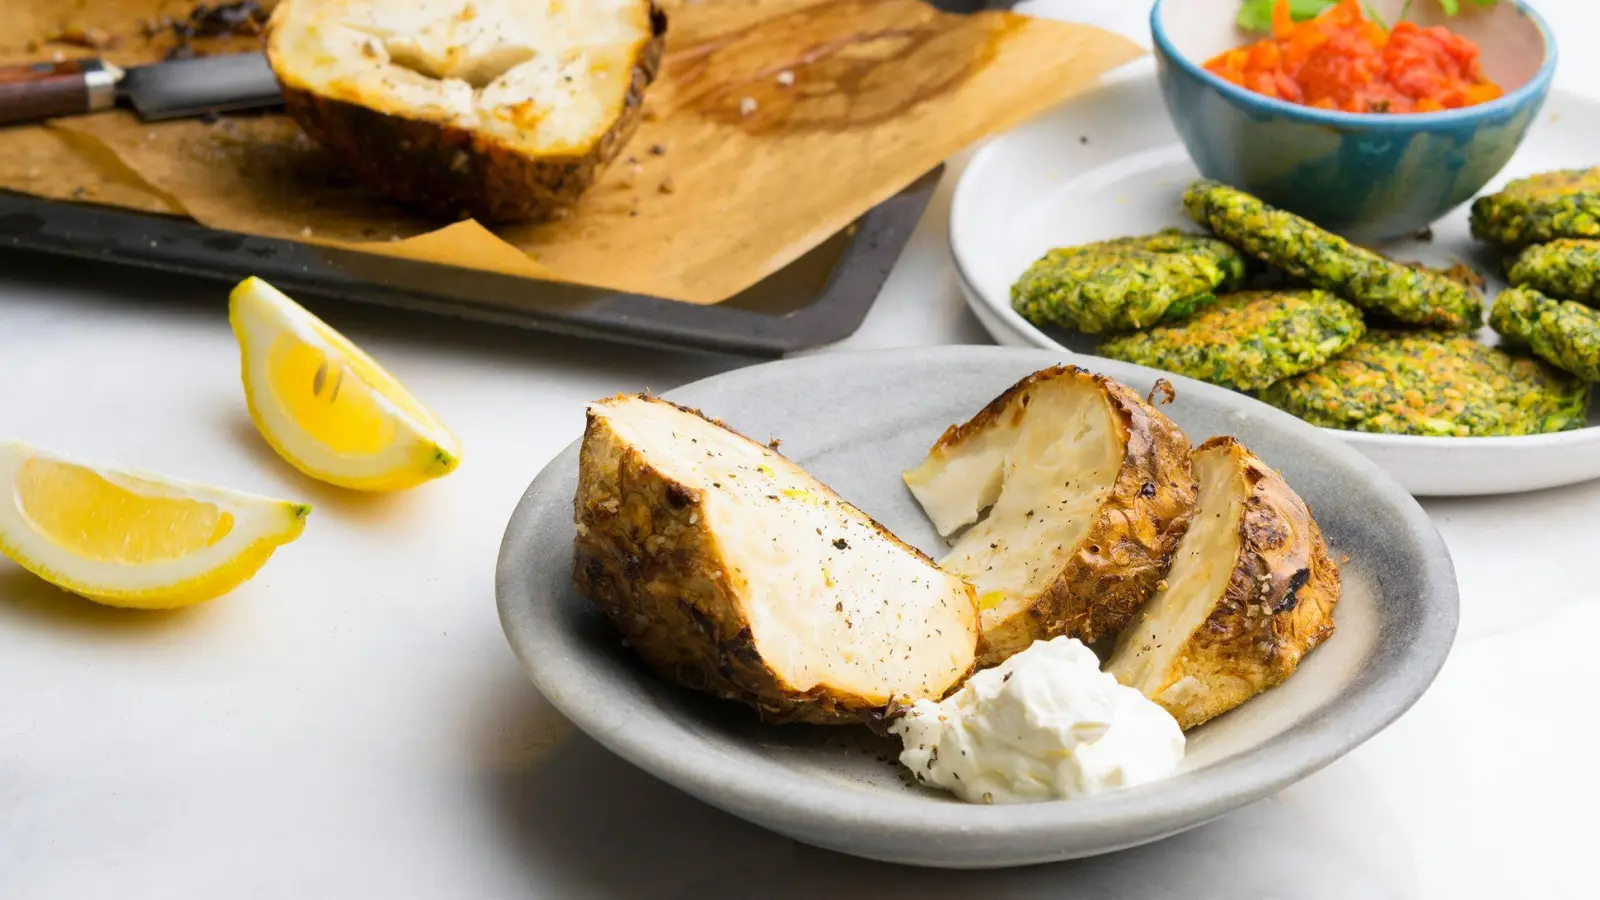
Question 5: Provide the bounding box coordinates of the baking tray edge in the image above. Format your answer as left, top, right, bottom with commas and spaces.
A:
0, 167, 938, 359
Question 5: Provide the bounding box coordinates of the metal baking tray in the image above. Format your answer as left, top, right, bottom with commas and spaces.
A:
0, 169, 936, 358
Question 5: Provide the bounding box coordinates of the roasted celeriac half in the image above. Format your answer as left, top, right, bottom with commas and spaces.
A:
1105, 437, 1340, 731
573, 395, 979, 725
904, 366, 1197, 668
267, 0, 667, 222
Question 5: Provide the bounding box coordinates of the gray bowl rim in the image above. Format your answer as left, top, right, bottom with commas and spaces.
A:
1149, 0, 1558, 129
495, 346, 1459, 858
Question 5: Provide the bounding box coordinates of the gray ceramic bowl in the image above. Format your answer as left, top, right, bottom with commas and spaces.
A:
496, 347, 1458, 869
1153, 0, 1556, 243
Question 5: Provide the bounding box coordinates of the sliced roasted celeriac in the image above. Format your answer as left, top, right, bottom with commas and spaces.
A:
0, 440, 309, 609
1105, 437, 1340, 730
230, 277, 461, 492
267, 0, 667, 221
574, 395, 979, 725
905, 366, 1197, 668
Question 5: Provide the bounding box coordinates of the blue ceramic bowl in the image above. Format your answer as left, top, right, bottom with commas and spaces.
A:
1151, 0, 1557, 243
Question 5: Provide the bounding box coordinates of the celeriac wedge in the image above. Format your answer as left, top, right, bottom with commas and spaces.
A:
905, 366, 1197, 667
574, 395, 979, 724
1105, 437, 1340, 730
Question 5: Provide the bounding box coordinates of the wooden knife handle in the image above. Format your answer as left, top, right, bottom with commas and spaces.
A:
0, 59, 117, 126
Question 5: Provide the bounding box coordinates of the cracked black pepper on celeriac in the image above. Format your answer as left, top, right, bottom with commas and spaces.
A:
1260, 331, 1589, 437
1183, 180, 1482, 332
1492, 286, 1600, 382
1471, 168, 1600, 251
1098, 289, 1364, 392
1010, 230, 1247, 333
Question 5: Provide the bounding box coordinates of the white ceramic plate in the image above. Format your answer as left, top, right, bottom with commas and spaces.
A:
950, 72, 1600, 497
498, 347, 1457, 869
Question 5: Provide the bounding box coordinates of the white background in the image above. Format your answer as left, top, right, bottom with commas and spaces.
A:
0, 2, 1592, 896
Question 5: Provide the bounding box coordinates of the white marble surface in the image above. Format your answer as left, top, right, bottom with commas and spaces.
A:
1, 2, 1595, 897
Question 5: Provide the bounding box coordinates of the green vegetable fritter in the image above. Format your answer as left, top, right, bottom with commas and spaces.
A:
1098, 289, 1365, 391
1508, 239, 1600, 304
1183, 180, 1483, 332
1470, 168, 1600, 251
1492, 286, 1600, 382
1404, 260, 1487, 292
1260, 331, 1590, 437
1010, 230, 1247, 333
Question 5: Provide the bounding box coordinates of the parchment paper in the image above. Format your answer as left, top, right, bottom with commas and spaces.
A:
0, 0, 1143, 303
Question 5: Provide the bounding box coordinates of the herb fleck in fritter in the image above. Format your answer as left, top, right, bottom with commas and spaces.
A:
1010, 230, 1247, 334
1183, 180, 1483, 332
1403, 259, 1486, 292
1098, 290, 1364, 391
1492, 286, 1600, 382
1508, 239, 1600, 305
1260, 331, 1590, 437
1471, 168, 1600, 251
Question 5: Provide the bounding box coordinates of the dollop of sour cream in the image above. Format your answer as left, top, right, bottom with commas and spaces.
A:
889, 637, 1185, 804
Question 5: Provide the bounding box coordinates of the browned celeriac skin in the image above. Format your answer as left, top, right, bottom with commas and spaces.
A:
1109, 437, 1340, 731
573, 395, 978, 725
267, 1, 667, 223
914, 366, 1198, 666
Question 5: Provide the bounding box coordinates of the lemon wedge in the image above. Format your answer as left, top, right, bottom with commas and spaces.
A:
230, 277, 461, 491
0, 440, 310, 609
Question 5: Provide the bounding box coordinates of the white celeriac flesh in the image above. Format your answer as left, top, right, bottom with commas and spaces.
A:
1106, 446, 1245, 704
593, 398, 977, 705
271, 0, 656, 153
904, 382, 1120, 626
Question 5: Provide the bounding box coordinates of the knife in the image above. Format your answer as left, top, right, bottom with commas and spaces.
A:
0, 53, 283, 127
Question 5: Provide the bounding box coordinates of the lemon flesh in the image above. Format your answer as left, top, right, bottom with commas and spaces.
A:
0, 440, 310, 609
230, 277, 461, 491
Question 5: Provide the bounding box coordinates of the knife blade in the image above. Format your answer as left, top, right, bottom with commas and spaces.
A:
0, 53, 283, 127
